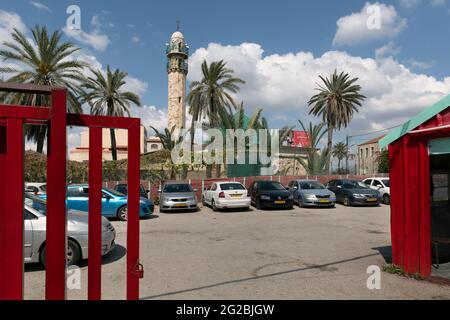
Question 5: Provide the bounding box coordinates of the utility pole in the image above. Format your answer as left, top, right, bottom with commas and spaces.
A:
345, 135, 349, 174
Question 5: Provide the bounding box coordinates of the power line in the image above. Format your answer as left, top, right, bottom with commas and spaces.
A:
348, 124, 401, 139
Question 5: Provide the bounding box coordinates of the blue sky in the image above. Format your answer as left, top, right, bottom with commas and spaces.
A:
1, 0, 450, 148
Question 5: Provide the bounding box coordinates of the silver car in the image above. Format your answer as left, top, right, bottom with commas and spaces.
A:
24, 194, 116, 266
288, 180, 336, 208
159, 182, 199, 213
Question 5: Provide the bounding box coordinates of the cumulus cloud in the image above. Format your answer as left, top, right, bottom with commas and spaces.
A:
333, 2, 407, 46
399, 0, 446, 8
63, 27, 110, 52
375, 42, 402, 59
0, 10, 27, 47
29, 1, 52, 13
189, 42, 450, 136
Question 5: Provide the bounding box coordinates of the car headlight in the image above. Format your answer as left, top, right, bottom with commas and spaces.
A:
260, 195, 271, 200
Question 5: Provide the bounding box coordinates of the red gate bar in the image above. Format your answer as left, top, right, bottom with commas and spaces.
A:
0, 126, 6, 299
127, 119, 142, 300
88, 127, 103, 300
45, 89, 68, 300
0, 118, 24, 300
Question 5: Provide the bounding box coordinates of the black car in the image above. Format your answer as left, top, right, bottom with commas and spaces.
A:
249, 180, 294, 210
114, 183, 149, 199
327, 179, 381, 206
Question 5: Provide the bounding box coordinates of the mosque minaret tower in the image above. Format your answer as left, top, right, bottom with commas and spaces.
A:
166, 25, 189, 130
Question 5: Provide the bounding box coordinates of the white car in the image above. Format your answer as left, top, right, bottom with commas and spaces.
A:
202, 182, 251, 211
363, 178, 390, 205
25, 182, 47, 195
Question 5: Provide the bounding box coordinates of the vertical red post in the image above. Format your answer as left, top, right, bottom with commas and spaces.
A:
418, 137, 431, 277
46, 89, 67, 300
0, 125, 5, 299
88, 127, 103, 300
0, 119, 24, 300
127, 120, 141, 300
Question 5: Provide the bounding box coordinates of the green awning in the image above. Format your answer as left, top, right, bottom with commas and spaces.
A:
429, 138, 450, 155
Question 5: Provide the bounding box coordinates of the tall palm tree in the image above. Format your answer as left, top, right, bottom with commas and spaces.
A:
332, 142, 349, 173
187, 60, 245, 178
308, 70, 365, 173
0, 25, 88, 153
151, 126, 183, 180
82, 66, 141, 161
295, 120, 330, 175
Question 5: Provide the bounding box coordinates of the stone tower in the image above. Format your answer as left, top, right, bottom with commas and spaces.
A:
166, 29, 189, 130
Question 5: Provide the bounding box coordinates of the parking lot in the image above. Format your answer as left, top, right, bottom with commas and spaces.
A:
24, 204, 450, 300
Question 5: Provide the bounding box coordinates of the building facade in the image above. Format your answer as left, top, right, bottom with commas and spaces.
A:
69, 126, 146, 162
166, 29, 189, 130
357, 135, 385, 175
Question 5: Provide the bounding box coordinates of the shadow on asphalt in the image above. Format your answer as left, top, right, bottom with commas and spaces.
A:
372, 246, 393, 264
140, 252, 380, 300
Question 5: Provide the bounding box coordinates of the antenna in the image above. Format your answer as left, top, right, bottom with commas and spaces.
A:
176, 18, 181, 31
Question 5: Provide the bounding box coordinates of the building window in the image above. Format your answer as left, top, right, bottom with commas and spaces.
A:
151, 144, 159, 150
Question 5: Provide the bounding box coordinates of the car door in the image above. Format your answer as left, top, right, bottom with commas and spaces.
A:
24, 209, 36, 261
67, 187, 89, 212
204, 184, 213, 204
251, 182, 258, 203
334, 180, 345, 202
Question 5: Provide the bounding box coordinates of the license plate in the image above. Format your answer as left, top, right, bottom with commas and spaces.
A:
174, 203, 188, 207
319, 200, 330, 203
274, 200, 286, 204
367, 198, 377, 202
231, 194, 242, 198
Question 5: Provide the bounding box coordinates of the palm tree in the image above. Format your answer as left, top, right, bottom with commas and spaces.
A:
82, 66, 141, 161
332, 142, 349, 173
150, 126, 183, 180
187, 60, 245, 178
0, 25, 88, 153
295, 120, 330, 175
308, 70, 365, 173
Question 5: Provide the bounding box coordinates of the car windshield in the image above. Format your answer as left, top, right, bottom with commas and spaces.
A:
343, 181, 369, 189
104, 188, 125, 197
25, 194, 47, 215
220, 183, 246, 191
163, 184, 193, 193
259, 181, 286, 191
300, 181, 325, 190
381, 179, 390, 187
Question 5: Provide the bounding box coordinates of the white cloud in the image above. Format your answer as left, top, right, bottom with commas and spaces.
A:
406, 58, 435, 70
63, 27, 110, 52
333, 2, 407, 46
189, 42, 450, 135
132, 105, 168, 133
399, 0, 446, 7
29, 1, 52, 13
0, 10, 27, 47
131, 36, 141, 44
375, 42, 402, 59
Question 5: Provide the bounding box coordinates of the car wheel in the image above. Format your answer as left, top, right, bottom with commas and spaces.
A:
40, 239, 81, 267
117, 206, 128, 221
383, 194, 390, 205
211, 199, 218, 212
298, 196, 305, 208
343, 196, 350, 207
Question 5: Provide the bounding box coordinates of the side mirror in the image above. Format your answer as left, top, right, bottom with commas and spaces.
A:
103, 194, 111, 200
293, 186, 298, 190
337, 185, 342, 189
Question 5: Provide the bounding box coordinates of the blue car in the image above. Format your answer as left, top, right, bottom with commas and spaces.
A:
66, 185, 154, 221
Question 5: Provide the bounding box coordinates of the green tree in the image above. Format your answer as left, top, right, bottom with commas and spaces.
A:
377, 149, 389, 173
0, 26, 87, 153
332, 142, 349, 173
82, 66, 141, 161
150, 126, 183, 180
187, 60, 245, 178
308, 70, 365, 173
295, 120, 330, 175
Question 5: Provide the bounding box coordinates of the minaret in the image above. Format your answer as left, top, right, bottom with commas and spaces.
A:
166, 27, 189, 130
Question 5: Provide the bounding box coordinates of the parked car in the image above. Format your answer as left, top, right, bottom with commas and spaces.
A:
202, 181, 251, 211
24, 194, 116, 266
66, 185, 154, 221
287, 180, 336, 208
159, 181, 199, 213
25, 182, 46, 195
363, 178, 391, 205
249, 180, 294, 210
114, 183, 149, 199
327, 179, 382, 206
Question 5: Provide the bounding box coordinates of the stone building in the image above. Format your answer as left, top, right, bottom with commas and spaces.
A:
357, 135, 386, 175
166, 29, 189, 130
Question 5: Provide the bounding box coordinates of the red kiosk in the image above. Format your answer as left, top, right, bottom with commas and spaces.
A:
380, 95, 450, 277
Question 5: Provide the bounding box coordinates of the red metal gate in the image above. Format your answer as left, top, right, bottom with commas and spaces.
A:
0, 83, 143, 300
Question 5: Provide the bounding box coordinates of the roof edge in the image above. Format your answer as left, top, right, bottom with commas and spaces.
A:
379, 94, 450, 149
